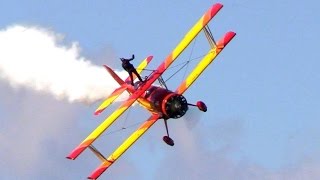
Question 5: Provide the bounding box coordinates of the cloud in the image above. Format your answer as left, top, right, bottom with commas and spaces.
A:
0, 83, 83, 178
0, 25, 127, 104
0, 24, 146, 179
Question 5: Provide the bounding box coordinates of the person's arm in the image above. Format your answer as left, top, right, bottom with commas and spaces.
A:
128, 54, 135, 61
121, 54, 135, 61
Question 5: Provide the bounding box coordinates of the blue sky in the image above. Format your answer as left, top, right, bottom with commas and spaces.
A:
0, 0, 320, 179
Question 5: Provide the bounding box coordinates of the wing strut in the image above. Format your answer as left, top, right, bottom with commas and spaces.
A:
175, 31, 236, 94
88, 145, 107, 162
203, 26, 216, 48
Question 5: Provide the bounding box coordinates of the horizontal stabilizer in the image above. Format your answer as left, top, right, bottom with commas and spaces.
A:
94, 85, 127, 116
103, 65, 125, 85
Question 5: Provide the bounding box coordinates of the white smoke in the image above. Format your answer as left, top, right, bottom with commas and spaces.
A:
0, 25, 127, 104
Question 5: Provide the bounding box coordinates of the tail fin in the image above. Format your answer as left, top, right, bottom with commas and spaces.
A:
103, 65, 125, 86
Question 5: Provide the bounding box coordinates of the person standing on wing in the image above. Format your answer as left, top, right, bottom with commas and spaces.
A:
120, 54, 144, 86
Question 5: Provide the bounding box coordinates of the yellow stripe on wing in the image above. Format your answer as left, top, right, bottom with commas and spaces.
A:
94, 86, 127, 115
136, 56, 153, 74
129, 55, 153, 82
175, 31, 236, 94
162, 3, 223, 72
67, 98, 138, 160
109, 115, 159, 160
88, 114, 160, 179
86, 100, 133, 141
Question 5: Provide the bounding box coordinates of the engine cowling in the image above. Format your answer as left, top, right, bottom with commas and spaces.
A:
161, 93, 188, 119
143, 86, 189, 119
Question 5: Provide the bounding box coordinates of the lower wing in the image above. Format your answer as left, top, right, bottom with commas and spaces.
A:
68, 73, 157, 160
88, 114, 160, 179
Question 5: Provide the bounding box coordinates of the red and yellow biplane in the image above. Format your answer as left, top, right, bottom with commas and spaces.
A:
67, 3, 236, 179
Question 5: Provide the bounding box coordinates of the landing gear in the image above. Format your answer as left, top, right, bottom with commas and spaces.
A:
161, 101, 207, 146
163, 136, 174, 146
163, 119, 174, 146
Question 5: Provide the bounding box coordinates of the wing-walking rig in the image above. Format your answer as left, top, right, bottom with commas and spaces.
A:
67, 3, 236, 179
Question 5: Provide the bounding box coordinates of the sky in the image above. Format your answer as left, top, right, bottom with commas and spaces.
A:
0, 0, 320, 179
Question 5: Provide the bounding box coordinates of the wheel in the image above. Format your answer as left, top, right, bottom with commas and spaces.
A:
196, 101, 207, 112
163, 136, 174, 146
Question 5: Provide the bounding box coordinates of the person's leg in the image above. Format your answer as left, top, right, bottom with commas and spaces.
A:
129, 72, 134, 86
133, 69, 143, 82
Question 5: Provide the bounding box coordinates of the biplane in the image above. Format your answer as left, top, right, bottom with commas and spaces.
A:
67, 3, 236, 179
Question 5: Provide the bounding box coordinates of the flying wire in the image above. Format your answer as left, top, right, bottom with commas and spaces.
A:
121, 106, 132, 129
101, 119, 147, 137
182, 37, 197, 82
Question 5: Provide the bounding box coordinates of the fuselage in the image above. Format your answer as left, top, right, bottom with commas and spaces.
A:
135, 83, 188, 119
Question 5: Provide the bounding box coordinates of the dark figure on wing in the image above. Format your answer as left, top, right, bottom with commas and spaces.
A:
120, 54, 144, 86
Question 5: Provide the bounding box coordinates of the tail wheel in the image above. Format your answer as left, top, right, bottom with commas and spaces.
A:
163, 136, 174, 146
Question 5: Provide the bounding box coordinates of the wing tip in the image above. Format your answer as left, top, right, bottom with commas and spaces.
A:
223, 31, 237, 44
147, 55, 153, 62
88, 165, 109, 180
66, 156, 75, 160
227, 31, 236, 36
214, 2, 223, 8
203, 3, 224, 25
211, 3, 223, 13
66, 145, 88, 160
94, 110, 102, 116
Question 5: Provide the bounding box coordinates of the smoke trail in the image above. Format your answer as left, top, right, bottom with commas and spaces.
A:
0, 25, 127, 104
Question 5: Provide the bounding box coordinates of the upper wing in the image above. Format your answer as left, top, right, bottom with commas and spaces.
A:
141, 3, 223, 87
88, 114, 160, 179
175, 31, 236, 94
